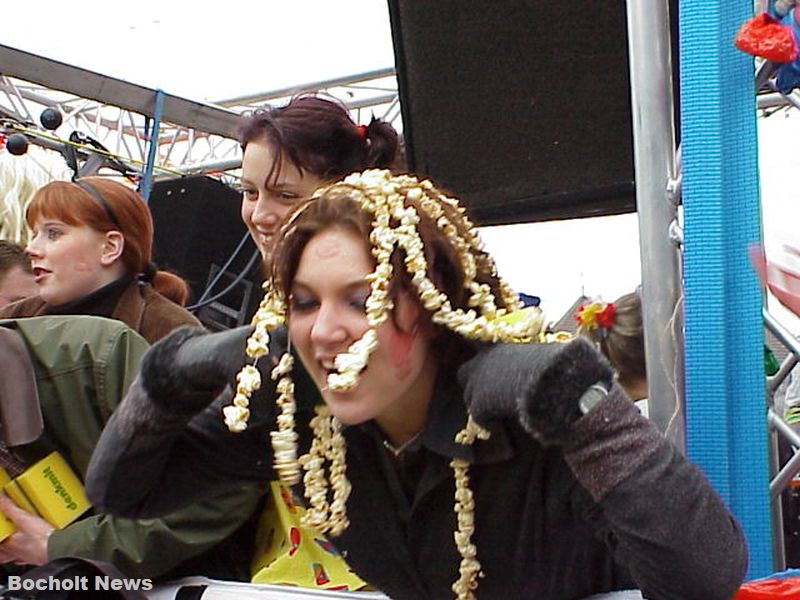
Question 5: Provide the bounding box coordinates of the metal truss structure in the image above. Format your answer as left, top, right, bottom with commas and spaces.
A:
0, 43, 401, 186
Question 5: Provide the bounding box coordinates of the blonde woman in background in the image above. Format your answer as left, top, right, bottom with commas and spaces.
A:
0, 148, 69, 244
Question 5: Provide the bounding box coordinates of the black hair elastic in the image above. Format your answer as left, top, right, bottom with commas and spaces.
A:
138, 262, 158, 283
73, 179, 122, 230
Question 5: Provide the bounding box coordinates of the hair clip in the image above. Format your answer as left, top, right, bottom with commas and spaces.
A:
574, 300, 616, 333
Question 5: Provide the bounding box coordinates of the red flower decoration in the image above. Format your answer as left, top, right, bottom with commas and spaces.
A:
596, 303, 616, 329
574, 301, 616, 330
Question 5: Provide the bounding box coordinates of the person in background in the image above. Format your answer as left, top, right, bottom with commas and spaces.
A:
0, 240, 36, 308
0, 177, 200, 343
0, 179, 264, 581
237, 94, 401, 260
86, 170, 746, 600
0, 315, 264, 582
575, 291, 649, 416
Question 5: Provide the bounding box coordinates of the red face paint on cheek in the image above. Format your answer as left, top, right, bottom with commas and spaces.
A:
72, 260, 92, 273
388, 329, 415, 380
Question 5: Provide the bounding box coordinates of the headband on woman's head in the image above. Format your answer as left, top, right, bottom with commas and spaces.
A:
73, 179, 122, 230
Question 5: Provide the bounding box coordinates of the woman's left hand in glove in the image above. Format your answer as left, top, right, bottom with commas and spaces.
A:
458, 337, 614, 446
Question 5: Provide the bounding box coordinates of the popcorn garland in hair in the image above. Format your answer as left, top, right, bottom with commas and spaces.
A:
226, 169, 545, 599
341, 169, 535, 351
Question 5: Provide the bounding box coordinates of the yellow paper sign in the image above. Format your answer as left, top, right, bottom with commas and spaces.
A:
250, 482, 367, 591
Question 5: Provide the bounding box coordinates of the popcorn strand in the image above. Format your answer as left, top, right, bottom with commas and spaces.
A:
224, 280, 287, 434
327, 415, 351, 536
299, 412, 330, 529
327, 329, 379, 392
299, 405, 351, 535
270, 352, 301, 486
451, 416, 491, 600
223, 364, 259, 432
451, 458, 481, 600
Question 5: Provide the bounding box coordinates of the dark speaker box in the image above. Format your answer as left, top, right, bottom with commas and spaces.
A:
388, 0, 667, 225
148, 175, 262, 326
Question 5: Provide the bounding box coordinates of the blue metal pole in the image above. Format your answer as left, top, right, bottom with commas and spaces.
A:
680, 0, 771, 579
139, 88, 165, 203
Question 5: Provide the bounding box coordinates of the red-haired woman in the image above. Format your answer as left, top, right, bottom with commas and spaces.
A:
0, 177, 200, 342
0, 179, 265, 582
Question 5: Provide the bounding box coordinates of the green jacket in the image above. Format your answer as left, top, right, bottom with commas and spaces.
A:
0, 316, 264, 581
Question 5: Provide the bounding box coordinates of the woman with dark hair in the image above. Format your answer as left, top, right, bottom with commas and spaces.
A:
237, 94, 401, 259
87, 170, 746, 600
0, 177, 200, 343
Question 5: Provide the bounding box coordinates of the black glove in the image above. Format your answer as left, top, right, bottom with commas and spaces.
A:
140, 325, 255, 415
458, 337, 614, 446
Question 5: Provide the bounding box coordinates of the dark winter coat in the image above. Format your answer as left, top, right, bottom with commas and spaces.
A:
87, 337, 747, 599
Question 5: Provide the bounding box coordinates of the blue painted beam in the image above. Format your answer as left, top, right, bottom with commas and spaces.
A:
679, 0, 771, 579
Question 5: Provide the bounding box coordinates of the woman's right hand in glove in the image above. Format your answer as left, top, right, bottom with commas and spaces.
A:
140, 325, 255, 414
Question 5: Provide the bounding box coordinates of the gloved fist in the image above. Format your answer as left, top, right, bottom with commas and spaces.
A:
140, 325, 254, 415
458, 337, 614, 446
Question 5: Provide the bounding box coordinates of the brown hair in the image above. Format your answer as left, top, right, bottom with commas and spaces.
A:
271, 178, 511, 364
237, 95, 402, 187
583, 291, 647, 388
0, 239, 32, 278
26, 178, 190, 305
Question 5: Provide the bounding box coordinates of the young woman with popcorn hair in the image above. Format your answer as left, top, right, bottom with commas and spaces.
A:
87, 170, 746, 600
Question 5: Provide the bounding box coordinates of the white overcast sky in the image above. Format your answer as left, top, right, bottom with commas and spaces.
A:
4, 1, 798, 324
2, 1, 397, 102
